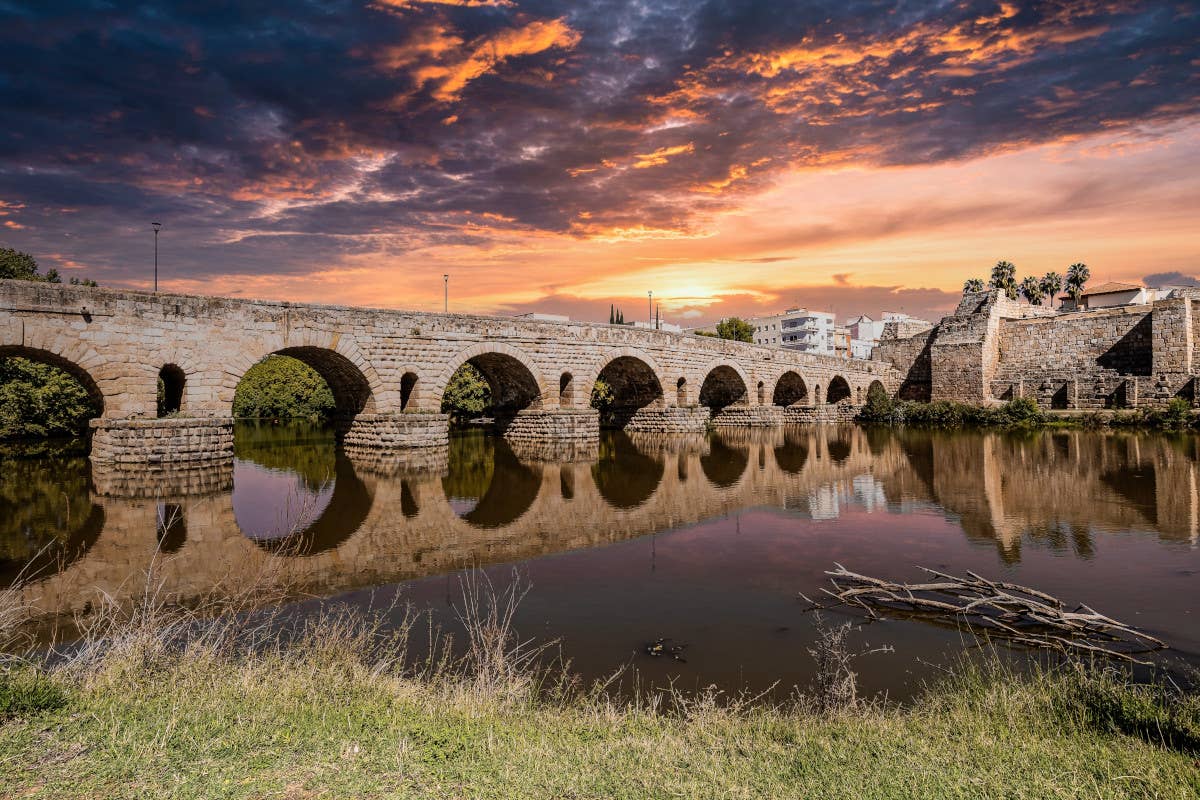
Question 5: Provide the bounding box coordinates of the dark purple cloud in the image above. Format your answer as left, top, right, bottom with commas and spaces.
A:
0, 0, 1196, 287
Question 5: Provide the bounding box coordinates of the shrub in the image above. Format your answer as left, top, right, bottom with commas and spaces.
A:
233, 355, 336, 420
441, 363, 491, 422
0, 357, 98, 440
0, 669, 68, 718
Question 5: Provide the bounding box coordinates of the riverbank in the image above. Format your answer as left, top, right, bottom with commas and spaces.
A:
859, 394, 1200, 431
2, 600, 1197, 798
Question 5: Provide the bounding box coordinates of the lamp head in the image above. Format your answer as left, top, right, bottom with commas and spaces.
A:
151, 221, 162, 233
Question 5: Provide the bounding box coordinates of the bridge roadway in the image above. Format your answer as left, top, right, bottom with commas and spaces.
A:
0, 280, 897, 463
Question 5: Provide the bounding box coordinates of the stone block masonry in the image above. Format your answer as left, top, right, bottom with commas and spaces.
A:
1, 280, 895, 464
90, 417, 234, 465
876, 289, 1200, 409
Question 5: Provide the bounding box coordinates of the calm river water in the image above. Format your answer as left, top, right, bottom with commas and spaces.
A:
3, 423, 1198, 700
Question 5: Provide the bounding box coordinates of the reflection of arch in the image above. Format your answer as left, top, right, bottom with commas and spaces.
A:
234, 429, 374, 556
591, 432, 664, 509
441, 343, 545, 416
774, 430, 809, 474
828, 436, 852, 464
773, 371, 809, 406
443, 435, 541, 527
155, 503, 187, 553
700, 364, 749, 411
827, 375, 852, 404
0, 453, 104, 586
0, 345, 105, 416
701, 435, 749, 488
158, 363, 185, 417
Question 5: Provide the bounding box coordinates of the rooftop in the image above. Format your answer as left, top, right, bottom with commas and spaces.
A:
1080, 281, 1144, 297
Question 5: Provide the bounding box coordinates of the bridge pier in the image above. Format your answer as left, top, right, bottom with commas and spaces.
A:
89, 417, 234, 466
781, 404, 858, 423
616, 406, 711, 433
496, 409, 599, 443
340, 413, 451, 450
710, 406, 784, 427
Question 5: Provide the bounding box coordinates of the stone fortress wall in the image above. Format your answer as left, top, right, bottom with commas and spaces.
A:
875, 289, 1200, 410
0, 280, 897, 462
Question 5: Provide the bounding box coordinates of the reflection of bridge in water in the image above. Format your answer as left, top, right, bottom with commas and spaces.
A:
7, 426, 1200, 629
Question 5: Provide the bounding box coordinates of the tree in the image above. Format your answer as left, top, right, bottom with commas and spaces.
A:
988, 261, 1018, 300
1019, 275, 1045, 305
589, 378, 614, 410
440, 362, 491, 422
1065, 263, 1090, 306
232, 355, 336, 420
617, 308, 624, 324
963, 278, 985, 294
1040, 272, 1062, 305
0, 357, 98, 439
715, 317, 754, 343
0, 246, 95, 285
608, 304, 615, 325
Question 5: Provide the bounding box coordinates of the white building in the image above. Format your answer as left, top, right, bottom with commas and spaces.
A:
749, 308, 836, 354
846, 311, 930, 359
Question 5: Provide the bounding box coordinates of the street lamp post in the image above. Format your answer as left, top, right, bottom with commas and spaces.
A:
648, 291, 652, 326
151, 222, 162, 292
443, 274, 449, 313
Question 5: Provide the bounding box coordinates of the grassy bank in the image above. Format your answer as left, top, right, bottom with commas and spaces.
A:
2, 593, 1197, 798
859, 390, 1200, 432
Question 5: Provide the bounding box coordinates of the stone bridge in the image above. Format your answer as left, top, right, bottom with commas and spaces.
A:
0, 280, 897, 463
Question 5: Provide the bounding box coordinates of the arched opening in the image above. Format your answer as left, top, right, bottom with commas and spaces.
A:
867, 380, 886, 400
757, 381, 765, 405
856, 386, 863, 403
400, 372, 418, 411
699, 365, 748, 411
157, 364, 185, 417
676, 377, 687, 406
701, 435, 749, 488
0, 346, 103, 440
234, 348, 373, 423
827, 375, 852, 404
593, 356, 664, 428
441, 352, 542, 427
773, 371, 808, 406
559, 372, 574, 407
592, 432, 664, 508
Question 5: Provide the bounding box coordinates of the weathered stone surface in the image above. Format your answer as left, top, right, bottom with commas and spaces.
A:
1, 281, 896, 461
877, 289, 1200, 409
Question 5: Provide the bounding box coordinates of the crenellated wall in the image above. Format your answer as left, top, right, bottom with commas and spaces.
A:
875, 289, 1200, 409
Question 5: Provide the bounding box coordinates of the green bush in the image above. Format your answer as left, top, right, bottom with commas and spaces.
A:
441, 363, 491, 423
589, 378, 613, 411
859, 397, 1049, 429
0, 357, 99, 440
232, 355, 336, 420
0, 669, 68, 718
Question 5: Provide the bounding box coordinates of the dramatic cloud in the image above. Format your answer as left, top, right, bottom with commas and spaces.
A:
0, 0, 1196, 323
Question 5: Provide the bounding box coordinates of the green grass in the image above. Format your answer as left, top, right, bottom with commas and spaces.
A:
2, 619, 1197, 799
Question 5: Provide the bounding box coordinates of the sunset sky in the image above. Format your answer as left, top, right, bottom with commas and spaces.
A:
1, 0, 1197, 325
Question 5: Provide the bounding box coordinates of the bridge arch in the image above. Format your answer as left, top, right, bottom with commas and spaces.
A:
699, 362, 750, 411
438, 342, 546, 416
0, 344, 106, 416
586, 348, 667, 423
827, 375, 853, 404
772, 370, 809, 407
230, 334, 384, 419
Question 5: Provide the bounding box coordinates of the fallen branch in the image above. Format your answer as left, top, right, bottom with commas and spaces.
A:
800, 564, 1165, 664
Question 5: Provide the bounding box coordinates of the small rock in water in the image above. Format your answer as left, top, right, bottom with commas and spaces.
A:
644, 637, 688, 663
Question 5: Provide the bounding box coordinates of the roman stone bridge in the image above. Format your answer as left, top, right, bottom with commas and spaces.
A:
0, 280, 898, 463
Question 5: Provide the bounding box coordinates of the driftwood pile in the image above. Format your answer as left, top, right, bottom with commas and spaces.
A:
801, 564, 1165, 664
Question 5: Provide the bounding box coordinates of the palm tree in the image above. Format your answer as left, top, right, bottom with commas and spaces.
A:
988, 261, 1018, 300
963, 278, 985, 294
1065, 263, 1090, 306
1040, 272, 1062, 306
1019, 275, 1045, 305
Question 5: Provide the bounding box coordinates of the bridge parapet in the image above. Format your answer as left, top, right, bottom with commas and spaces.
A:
0, 280, 900, 462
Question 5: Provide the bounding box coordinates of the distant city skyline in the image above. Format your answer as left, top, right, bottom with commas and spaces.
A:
1, 1, 1197, 325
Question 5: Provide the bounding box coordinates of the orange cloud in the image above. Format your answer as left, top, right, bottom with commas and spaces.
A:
384, 17, 581, 103
632, 142, 695, 169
